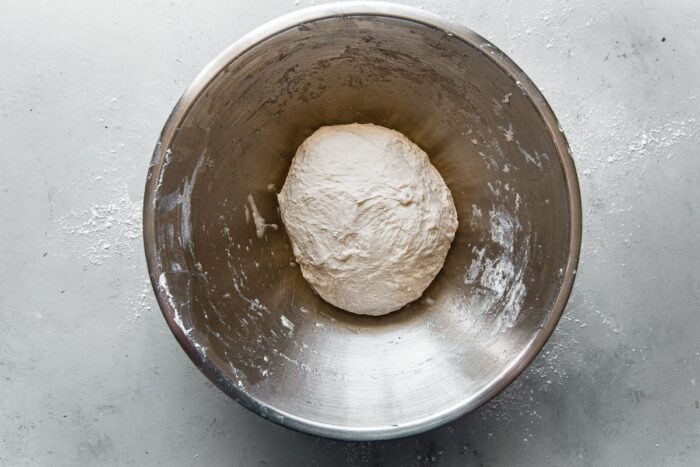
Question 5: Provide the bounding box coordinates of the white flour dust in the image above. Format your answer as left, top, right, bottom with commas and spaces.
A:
52, 133, 156, 331
120, 279, 154, 332
56, 192, 141, 265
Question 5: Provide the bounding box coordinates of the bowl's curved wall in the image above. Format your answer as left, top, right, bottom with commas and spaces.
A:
144, 3, 581, 440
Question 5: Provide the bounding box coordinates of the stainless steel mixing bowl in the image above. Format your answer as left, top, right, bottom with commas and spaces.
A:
144, 2, 581, 440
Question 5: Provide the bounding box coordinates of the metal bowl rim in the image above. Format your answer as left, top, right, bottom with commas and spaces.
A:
142, 0, 582, 441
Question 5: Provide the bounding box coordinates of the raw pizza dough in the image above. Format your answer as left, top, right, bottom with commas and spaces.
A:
278, 124, 458, 316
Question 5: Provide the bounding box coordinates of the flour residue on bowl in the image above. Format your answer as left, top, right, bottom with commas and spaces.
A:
246, 193, 277, 238
158, 272, 190, 334
220, 215, 273, 319
280, 314, 295, 333
464, 204, 530, 330
183, 149, 210, 255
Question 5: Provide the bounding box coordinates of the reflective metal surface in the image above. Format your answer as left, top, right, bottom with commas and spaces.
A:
144, 2, 581, 440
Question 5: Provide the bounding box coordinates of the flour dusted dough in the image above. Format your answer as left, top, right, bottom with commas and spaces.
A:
278, 124, 458, 316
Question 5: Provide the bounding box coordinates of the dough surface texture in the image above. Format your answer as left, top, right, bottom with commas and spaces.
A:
278, 124, 458, 316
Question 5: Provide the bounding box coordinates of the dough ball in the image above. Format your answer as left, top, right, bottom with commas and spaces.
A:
278, 124, 458, 316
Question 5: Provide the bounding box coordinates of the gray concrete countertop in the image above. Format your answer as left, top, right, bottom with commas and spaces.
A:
1, 0, 698, 465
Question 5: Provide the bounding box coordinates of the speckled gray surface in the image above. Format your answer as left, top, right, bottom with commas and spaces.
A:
1, 0, 698, 465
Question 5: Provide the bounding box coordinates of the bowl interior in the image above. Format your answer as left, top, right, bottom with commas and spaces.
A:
147, 11, 577, 438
